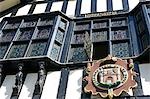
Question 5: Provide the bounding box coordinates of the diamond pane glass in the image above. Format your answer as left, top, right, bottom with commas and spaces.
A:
55, 30, 64, 43
92, 31, 107, 42
50, 44, 61, 60
36, 28, 50, 39
0, 30, 16, 42
29, 42, 47, 56
7, 44, 28, 58
112, 42, 130, 58
69, 47, 87, 62
112, 30, 127, 40
0, 45, 9, 59
17, 29, 34, 40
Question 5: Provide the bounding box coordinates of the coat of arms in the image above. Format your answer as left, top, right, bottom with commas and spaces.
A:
84, 55, 137, 99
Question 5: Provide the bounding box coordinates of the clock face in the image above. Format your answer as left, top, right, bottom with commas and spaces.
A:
92, 64, 128, 90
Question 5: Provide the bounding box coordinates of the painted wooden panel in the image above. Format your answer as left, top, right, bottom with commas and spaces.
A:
40, 71, 61, 99
65, 69, 83, 99
0, 75, 16, 99
18, 73, 38, 99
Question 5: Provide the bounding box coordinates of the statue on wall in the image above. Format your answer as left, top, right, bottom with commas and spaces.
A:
13, 63, 24, 95
35, 61, 46, 94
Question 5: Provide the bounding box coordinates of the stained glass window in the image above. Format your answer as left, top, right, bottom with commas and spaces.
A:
4, 23, 20, 29
112, 42, 130, 58
0, 30, 16, 42
28, 42, 47, 56
50, 44, 61, 60
21, 21, 37, 28
0, 45, 8, 59
55, 30, 64, 43
93, 22, 107, 29
36, 28, 50, 39
111, 20, 126, 27
7, 44, 28, 58
38, 19, 53, 26
17, 29, 34, 41
111, 30, 127, 40
68, 47, 87, 62
92, 31, 107, 42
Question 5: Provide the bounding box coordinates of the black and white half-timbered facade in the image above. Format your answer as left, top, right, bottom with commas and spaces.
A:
0, 0, 150, 99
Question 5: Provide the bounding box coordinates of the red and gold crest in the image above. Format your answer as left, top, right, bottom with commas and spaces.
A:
84, 55, 137, 99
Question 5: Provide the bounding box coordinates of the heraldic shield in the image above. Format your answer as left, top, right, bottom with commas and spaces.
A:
84, 55, 137, 99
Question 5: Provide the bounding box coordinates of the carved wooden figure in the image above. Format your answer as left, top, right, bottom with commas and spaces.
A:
35, 61, 46, 94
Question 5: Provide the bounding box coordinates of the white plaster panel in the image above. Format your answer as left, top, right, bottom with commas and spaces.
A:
65, 69, 83, 99
40, 71, 61, 99
81, 0, 91, 14
18, 73, 38, 99
50, 1, 63, 12
112, 0, 123, 10
16, 5, 31, 16
0, 75, 16, 99
33, 3, 47, 14
139, 63, 150, 95
66, 0, 77, 17
97, 0, 107, 12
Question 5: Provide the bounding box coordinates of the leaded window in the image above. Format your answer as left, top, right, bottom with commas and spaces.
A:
111, 30, 128, 40
0, 30, 16, 42
17, 29, 34, 41
92, 31, 108, 42
4, 23, 20, 29
21, 21, 37, 28
72, 33, 84, 44
7, 44, 28, 58
36, 28, 51, 39
68, 47, 87, 62
59, 20, 66, 30
0, 45, 8, 59
55, 30, 64, 43
112, 42, 130, 58
50, 44, 61, 60
38, 19, 53, 26
93, 22, 108, 29
75, 24, 89, 31
111, 20, 126, 27
28, 42, 47, 56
